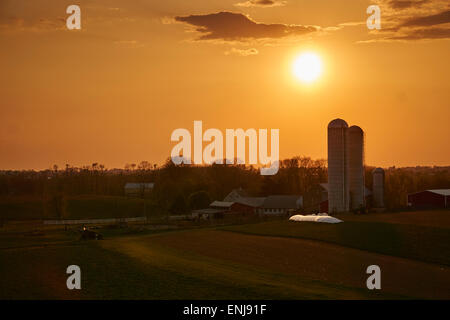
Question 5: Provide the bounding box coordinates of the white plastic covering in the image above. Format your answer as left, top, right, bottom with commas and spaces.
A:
289, 214, 343, 224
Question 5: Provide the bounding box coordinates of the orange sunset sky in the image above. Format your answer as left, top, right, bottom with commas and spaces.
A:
0, 0, 449, 170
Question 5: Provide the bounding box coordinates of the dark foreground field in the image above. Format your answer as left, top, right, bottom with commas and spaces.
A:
0, 210, 449, 299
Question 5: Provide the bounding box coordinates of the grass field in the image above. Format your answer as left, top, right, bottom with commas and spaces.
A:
0, 210, 449, 299
0, 195, 158, 220
222, 212, 450, 266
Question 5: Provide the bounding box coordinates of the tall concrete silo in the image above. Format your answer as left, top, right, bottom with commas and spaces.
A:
327, 119, 349, 213
347, 126, 365, 210
372, 167, 385, 208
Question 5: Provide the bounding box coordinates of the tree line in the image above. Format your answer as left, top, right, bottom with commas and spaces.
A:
0, 158, 448, 213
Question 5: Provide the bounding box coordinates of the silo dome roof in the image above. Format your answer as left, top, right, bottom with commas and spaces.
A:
373, 167, 384, 173
328, 118, 348, 128
348, 125, 363, 133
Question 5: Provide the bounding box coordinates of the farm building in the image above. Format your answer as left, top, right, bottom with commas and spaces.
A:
407, 189, 450, 209
303, 183, 329, 212
224, 189, 302, 215
191, 200, 256, 220
210, 200, 255, 214
191, 208, 227, 220
303, 183, 372, 213
233, 197, 265, 209
223, 188, 266, 211
195, 189, 302, 218
124, 182, 154, 197
223, 188, 250, 202
257, 195, 303, 215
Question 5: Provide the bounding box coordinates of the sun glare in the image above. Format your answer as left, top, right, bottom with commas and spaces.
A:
293, 52, 322, 84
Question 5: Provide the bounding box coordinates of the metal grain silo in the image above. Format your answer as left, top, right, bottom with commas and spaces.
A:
347, 126, 365, 211
372, 167, 385, 208
327, 119, 349, 213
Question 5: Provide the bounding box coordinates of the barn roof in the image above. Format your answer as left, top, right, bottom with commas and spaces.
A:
223, 188, 250, 202
319, 183, 329, 191
235, 197, 266, 207
210, 201, 235, 208
408, 189, 450, 196
261, 195, 302, 209
428, 189, 450, 196
223, 188, 265, 207
125, 182, 154, 189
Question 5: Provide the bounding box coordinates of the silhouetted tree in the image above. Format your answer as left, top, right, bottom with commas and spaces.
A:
188, 191, 211, 210
170, 194, 187, 215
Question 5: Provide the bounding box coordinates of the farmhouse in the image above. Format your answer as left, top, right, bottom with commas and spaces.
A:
223, 187, 250, 201
210, 200, 255, 214
407, 189, 450, 209
192, 188, 302, 219
223, 188, 265, 210
257, 195, 303, 215
191, 200, 255, 220
217, 188, 302, 216
124, 182, 154, 197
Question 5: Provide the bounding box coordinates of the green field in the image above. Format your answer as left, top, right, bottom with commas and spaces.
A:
222, 213, 450, 266
0, 210, 449, 299
0, 195, 158, 220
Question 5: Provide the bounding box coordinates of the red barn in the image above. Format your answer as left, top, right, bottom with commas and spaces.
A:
319, 200, 329, 213
407, 189, 450, 209
209, 201, 255, 214
305, 183, 372, 213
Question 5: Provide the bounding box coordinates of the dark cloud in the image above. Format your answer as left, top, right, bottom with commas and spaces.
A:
383, 9, 450, 40
174, 11, 318, 41
400, 9, 450, 27
366, 1, 450, 41
388, 27, 450, 40
235, 0, 287, 7
388, 0, 430, 9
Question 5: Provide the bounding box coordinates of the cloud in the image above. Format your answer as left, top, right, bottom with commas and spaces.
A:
365, 0, 450, 41
0, 16, 65, 33
360, 26, 450, 42
386, 8, 450, 40
224, 48, 259, 56
400, 9, 450, 27
235, 0, 287, 8
388, 0, 430, 9
174, 11, 318, 42
389, 26, 450, 39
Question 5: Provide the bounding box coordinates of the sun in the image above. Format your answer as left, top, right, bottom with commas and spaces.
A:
292, 52, 323, 84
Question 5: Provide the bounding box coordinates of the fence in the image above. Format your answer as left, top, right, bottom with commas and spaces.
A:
43, 216, 147, 225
